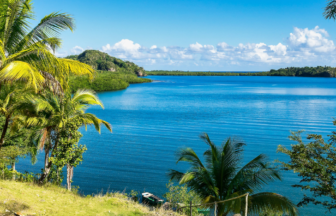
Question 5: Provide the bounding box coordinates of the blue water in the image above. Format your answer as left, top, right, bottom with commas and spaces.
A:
18, 76, 336, 215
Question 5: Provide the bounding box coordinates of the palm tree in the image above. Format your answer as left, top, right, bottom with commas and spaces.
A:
168, 133, 298, 216
0, 0, 93, 92
20, 89, 112, 183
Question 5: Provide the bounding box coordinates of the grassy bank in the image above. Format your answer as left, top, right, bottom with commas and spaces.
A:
0, 181, 178, 216
69, 71, 151, 93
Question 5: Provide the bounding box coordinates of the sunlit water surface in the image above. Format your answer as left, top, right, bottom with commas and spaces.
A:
19, 76, 336, 215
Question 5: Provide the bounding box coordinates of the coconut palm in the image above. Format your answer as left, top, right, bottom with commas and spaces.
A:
168, 133, 298, 216
0, 0, 93, 92
19, 89, 112, 183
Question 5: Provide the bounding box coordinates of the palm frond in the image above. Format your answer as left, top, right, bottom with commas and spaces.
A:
168, 169, 185, 181
248, 192, 298, 216
3, 0, 33, 54
176, 147, 206, 168
41, 37, 62, 53
100, 119, 112, 132
201, 133, 219, 163
13, 12, 74, 51
0, 60, 44, 90
57, 58, 94, 79
229, 154, 281, 192
71, 89, 103, 108
179, 171, 195, 184
0, 39, 6, 63
324, 0, 336, 20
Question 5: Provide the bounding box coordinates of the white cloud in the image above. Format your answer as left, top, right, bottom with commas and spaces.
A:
269, 43, 287, 56
71, 46, 84, 55
288, 26, 335, 53
102, 39, 143, 59
83, 26, 336, 69
189, 42, 203, 52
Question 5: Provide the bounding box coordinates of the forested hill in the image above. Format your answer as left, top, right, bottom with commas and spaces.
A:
147, 66, 336, 77
64, 50, 151, 93
65, 50, 146, 77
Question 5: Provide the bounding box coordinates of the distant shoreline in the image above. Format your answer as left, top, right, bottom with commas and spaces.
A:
146, 67, 336, 77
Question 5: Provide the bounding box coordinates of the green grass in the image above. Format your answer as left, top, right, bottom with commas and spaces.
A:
0, 181, 179, 216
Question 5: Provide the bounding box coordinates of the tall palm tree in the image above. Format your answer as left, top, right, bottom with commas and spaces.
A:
19, 89, 112, 183
169, 133, 298, 216
0, 0, 94, 92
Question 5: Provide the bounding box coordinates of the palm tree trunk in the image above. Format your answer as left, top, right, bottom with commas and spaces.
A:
67, 164, 74, 191
39, 134, 59, 184
44, 146, 49, 171
11, 162, 15, 180
39, 161, 52, 184
2, 164, 4, 179
0, 117, 10, 150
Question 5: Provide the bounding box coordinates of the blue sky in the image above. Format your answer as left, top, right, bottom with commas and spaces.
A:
35, 0, 336, 71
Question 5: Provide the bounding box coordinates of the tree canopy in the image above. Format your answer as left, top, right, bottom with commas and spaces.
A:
278, 127, 336, 211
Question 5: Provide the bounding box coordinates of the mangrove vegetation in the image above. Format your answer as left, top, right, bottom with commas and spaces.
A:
147, 66, 336, 77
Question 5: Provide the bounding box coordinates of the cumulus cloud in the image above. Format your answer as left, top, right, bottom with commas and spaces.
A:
288, 26, 335, 53
93, 26, 336, 69
101, 39, 144, 59
71, 46, 84, 55
269, 43, 287, 56
189, 42, 203, 52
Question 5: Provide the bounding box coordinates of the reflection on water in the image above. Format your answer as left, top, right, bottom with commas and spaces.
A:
18, 76, 336, 215
251, 87, 336, 95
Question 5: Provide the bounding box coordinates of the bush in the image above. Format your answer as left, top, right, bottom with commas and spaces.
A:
164, 181, 202, 215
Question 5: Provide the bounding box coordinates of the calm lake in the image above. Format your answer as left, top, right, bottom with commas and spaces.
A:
18, 76, 336, 215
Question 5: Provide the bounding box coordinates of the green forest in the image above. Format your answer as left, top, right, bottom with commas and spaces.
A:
65, 50, 151, 92
147, 66, 336, 77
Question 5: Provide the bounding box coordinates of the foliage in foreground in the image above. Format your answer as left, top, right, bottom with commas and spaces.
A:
19, 89, 112, 184
0, 180, 182, 216
278, 124, 336, 211
0, 0, 94, 92
169, 133, 298, 216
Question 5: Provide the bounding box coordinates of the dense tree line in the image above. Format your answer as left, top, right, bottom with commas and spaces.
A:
147, 66, 336, 77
